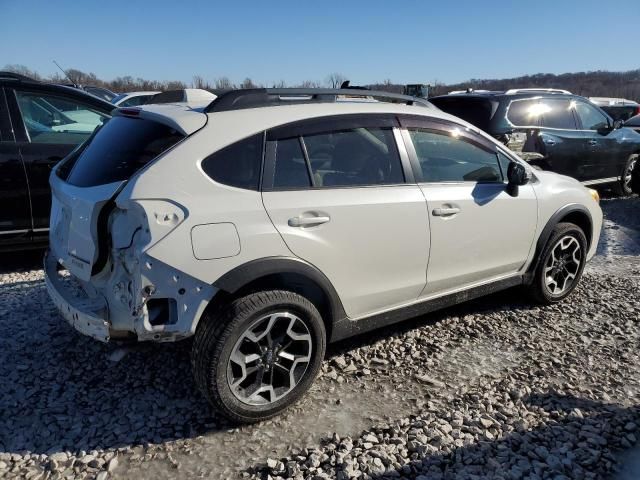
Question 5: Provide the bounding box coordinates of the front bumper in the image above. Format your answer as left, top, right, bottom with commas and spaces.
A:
44, 251, 111, 342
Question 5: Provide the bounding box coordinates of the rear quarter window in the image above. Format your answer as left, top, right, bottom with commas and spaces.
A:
507, 99, 540, 127
65, 115, 184, 187
201, 133, 263, 190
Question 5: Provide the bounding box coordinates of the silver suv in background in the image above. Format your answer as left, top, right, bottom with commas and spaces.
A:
45, 89, 603, 422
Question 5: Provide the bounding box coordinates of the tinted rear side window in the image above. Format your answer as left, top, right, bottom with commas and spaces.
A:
430, 97, 498, 131
66, 116, 184, 187
202, 133, 263, 190
507, 99, 540, 127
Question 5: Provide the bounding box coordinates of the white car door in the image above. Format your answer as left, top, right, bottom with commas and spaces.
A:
400, 117, 538, 297
262, 115, 430, 319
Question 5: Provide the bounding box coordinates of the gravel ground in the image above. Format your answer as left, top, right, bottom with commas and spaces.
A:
0, 197, 639, 480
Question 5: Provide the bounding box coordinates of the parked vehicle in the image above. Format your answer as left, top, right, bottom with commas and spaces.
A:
431, 89, 640, 195
403, 84, 429, 98
0, 71, 114, 251
624, 114, 640, 133
590, 97, 640, 122
112, 91, 161, 107
63, 84, 117, 102
146, 88, 217, 106
45, 88, 602, 422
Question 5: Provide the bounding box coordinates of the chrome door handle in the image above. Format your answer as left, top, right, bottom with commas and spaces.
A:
544, 139, 556, 146
588, 140, 598, 146
288, 215, 331, 227
432, 207, 460, 217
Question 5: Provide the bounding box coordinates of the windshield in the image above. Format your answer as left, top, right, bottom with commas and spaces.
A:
65, 116, 184, 187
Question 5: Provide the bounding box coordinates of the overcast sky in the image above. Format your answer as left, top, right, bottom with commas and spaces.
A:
2, 0, 639, 85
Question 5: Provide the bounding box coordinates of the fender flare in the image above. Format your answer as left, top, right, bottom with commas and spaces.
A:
525, 203, 593, 282
213, 256, 348, 324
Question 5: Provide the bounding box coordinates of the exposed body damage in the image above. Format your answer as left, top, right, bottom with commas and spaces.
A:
47, 194, 217, 343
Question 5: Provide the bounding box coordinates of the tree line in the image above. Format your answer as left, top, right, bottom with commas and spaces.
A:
4, 64, 640, 100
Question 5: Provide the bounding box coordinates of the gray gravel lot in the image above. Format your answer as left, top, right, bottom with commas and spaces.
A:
0, 197, 639, 480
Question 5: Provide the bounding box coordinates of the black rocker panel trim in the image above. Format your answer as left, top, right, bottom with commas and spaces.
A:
330, 275, 524, 342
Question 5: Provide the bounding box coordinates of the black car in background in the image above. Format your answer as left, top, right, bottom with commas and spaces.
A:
0, 72, 114, 251
431, 89, 640, 195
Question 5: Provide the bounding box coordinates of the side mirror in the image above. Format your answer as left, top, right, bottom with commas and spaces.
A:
507, 162, 530, 196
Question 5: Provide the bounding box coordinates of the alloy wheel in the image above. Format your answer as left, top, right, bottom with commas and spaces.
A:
543, 235, 582, 296
227, 312, 313, 405
623, 157, 637, 192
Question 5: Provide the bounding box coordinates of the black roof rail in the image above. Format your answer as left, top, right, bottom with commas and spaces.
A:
204, 88, 431, 113
0, 71, 38, 82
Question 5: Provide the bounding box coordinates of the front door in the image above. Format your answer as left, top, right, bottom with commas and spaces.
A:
401, 119, 537, 297
261, 116, 430, 319
573, 100, 624, 181
7, 88, 109, 231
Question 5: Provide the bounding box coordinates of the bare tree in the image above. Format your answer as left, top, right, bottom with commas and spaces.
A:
299, 80, 321, 88
214, 76, 234, 89
192, 75, 210, 89
271, 80, 287, 88
326, 73, 347, 88
240, 78, 258, 89
2, 64, 41, 80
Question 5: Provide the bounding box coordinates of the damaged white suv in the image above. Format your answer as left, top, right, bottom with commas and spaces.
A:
46, 88, 603, 422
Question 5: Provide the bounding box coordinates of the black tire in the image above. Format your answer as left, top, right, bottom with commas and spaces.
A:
528, 222, 587, 305
614, 153, 638, 196
191, 290, 326, 423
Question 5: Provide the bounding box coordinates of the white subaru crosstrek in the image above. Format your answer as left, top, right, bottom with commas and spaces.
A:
45, 88, 603, 422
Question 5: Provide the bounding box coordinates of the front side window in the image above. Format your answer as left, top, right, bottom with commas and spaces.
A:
15, 91, 108, 145
202, 133, 263, 190
540, 99, 577, 129
301, 127, 404, 187
574, 101, 609, 130
409, 129, 502, 183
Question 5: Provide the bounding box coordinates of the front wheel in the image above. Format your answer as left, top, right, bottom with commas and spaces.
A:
528, 223, 587, 305
191, 290, 326, 423
616, 153, 638, 196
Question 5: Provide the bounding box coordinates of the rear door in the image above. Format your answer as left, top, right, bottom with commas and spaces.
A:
400, 116, 537, 296
262, 115, 430, 319
0, 87, 32, 246
7, 87, 110, 233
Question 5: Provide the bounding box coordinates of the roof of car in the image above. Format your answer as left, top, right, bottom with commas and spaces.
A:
0, 75, 116, 111
435, 92, 573, 99
589, 97, 639, 106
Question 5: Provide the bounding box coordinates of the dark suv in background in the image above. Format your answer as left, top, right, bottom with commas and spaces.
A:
0, 72, 114, 251
431, 89, 640, 195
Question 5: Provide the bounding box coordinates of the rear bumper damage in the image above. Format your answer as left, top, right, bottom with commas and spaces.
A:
45, 248, 217, 343
45, 251, 111, 342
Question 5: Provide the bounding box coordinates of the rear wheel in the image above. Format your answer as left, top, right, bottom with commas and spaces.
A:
192, 290, 325, 423
528, 223, 587, 305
